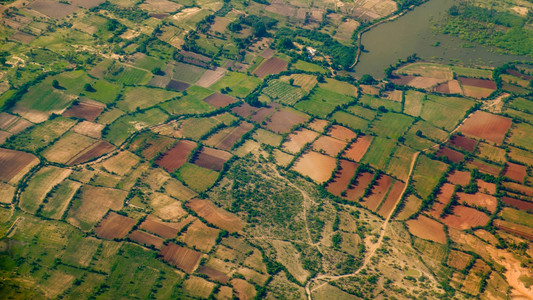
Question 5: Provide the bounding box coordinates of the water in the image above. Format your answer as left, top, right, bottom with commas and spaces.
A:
353, 0, 528, 78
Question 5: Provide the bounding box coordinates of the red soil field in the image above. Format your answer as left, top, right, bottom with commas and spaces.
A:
361, 175, 393, 211
94, 212, 137, 240
265, 109, 309, 134
494, 219, 533, 240
155, 140, 196, 172
312, 135, 348, 157
506, 69, 532, 80
433, 80, 462, 94
62, 101, 104, 121
343, 172, 373, 201
308, 119, 329, 133
503, 162, 527, 182
390, 75, 416, 86
159, 243, 202, 273
193, 147, 232, 171
209, 122, 254, 151
203, 93, 237, 108
140, 136, 175, 160
458, 111, 512, 144
250, 106, 277, 123
150, 13, 169, 19
503, 182, 533, 197
328, 125, 357, 142
139, 215, 181, 238
68, 141, 114, 165
456, 192, 497, 213
128, 230, 164, 249
342, 135, 373, 162
406, 215, 446, 244
448, 135, 477, 152
197, 266, 230, 284
468, 160, 501, 176
441, 205, 489, 230
292, 151, 337, 183
186, 198, 245, 233
0, 112, 19, 130
253, 57, 288, 78
231, 103, 258, 118
0, 148, 39, 183
436, 146, 464, 163
458, 77, 497, 89
282, 128, 319, 153
166, 79, 190, 91
447, 250, 472, 270
502, 197, 533, 213
478, 178, 498, 195
377, 180, 406, 217
447, 170, 471, 186
326, 160, 358, 196
429, 183, 455, 218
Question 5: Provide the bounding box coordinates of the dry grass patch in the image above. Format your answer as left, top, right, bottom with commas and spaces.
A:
180, 219, 220, 253
94, 212, 137, 239
19, 166, 71, 214
101, 151, 140, 175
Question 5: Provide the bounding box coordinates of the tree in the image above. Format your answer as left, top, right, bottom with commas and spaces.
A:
52, 79, 60, 89
359, 74, 377, 85
252, 22, 267, 37
84, 83, 95, 92
289, 78, 295, 86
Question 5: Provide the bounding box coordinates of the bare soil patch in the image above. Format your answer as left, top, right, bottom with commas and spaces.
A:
155, 140, 196, 172
195, 67, 227, 88
447, 250, 473, 270
94, 212, 137, 240
449, 135, 477, 152
457, 192, 498, 213
10, 31, 35, 43
343, 172, 373, 201
0, 148, 39, 184
180, 220, 220, 252
308, 119, 329, 132
192, 147, 232, 171
436, 146, 464, 163
203, 93, 237, 108
253, 57, 288, 78
63, 101, 105, 121
292, 151, 337, 183
458, 111, 512, 144
407, 215, 446, 244
28, 0, 79, 18
467, 160, 501, 176
312, 135, 347, 157
0, 113, 19, 130
326, 160, 358, 196
231, 103, 258, 118
433, 80, 462, 94
441, 206, 490, 230
159, 243, 202, 273
265, 109, 309, 134
282, 128, 319, 154
429, 183, 455, 218
503, 182, 533, 197
361, 174, 393, 211
342, 135, 373, 162
186, 198, 245, 233
197, 266, 230, 284
68, 140, 114, 165
72, 121, 105, 139
502, 197, 533, 213
447, 170, 471, 186
503, 162, 527, 182
128, 230, 164, 249
328, 125, 357, 142
166, 79, 190, 91
458, 77, 496, 89
101, 150, 139, 175
139, 215, 185, 238
205, 122, 253, 151
377, 180, 406, 217
494, 219, 533, 240
250, 106, 277, 123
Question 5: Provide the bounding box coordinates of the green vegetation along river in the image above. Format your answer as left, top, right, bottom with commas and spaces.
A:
354, 0, 527, 78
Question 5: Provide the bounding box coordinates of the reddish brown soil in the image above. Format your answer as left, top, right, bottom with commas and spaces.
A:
433, 82, 451, 94
506, 69, 532, 80
68, 141, 115, 165
441, 205, 489, 230
208, 122, 254, 151
155, 140, 196, 172
140, 136, 175, 160
433, 80, 462, 94
447, 170, 471, 186
468, 160, 501, 176
282, 129, 319, 153
458, 77, 497, 89
186, 198, 245, 233
166, 79, 190, 91
449, 135, 477, 152
377, 180, 406, 217
159, 243, 202, 273
494, 220, 533, 240
203, 93, 237, 108
29, 0, 79, 19
458, 111, 512, 144
429, 183, 455, 218
139, 215, 181, 238
128, 230, 164, 249
253, 57, 288, 78
312, 135, 348, 157
231, 103, 258, 118
308, 119, 329, 132
326, 160, 359, 196
0, 148, 39, 183
436, 146, 464, 163
502, 197, 533, 212
343, 172, 373, 201
503, 162, 527, 182
342, 135, 373, 162
456, 192, 497, 213
250, 105, 277, 123
265, 109, 309, 134
0, 113, 19, 130
197, 266, 230, 284
407, 215, 447, 244
94, 212, 137, 240
328, 125, 357, 142
390, 75, 416, 86
476, 180, 496, 195
63, 102, 105, 121
150, 13, 169, 19
292, 151, 337, 183
503, 182, 533, 197
361, 174, 393, 211
192, 147, 232, 171
447, 250, 473, 270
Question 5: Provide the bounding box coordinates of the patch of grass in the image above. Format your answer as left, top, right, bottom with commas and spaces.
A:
318, 78, 357, 96
171, 62, 207, 84
358, 95, 402, 113
361, 136, 397, 170
159, 85, 215, 116
331, 111, 369, 132
295, 87, 353, 118
370, 112, 414, 139
117, 86, 180, 112
451, 66, 492, 78
386, 145, 417, 181
292, 60, 328, 73
500, 207, 533, 228
17, 80, 72, 113
411, 155, 448, 199
507, 122, 533, 151
345, 104, 377, 121
210, 72, 261, 98
175, 163, 219, 192
105, 108, 168, 145
5, 117, 76, 152
104, 63, 152, 85
403, 90, 425, 117
421, 95, 475, 131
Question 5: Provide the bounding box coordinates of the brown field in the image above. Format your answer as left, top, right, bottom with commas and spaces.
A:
462, 85, 495, 99
139, 137, 175, 160
436, 146, 465, 163
441, 205, 490, 230
139, 215, 184, 238
197, 266, 230, 284
94, 212, 137, 240
180, 220, 220, 252
382, 90, 403, 102
42, 132, 97, 164
377, 180, 406, 217
406, 215, 446, 244
429, 183, 455, 218
466, 160, 501, 176
458, 77, 496, 92
0, 131, 10, 144
192, 147, 232, 171
292, 151, 337, 183
328, 125, 357, 142
0, 112, 19, 130
507, 69, 532, 80
101, 150, 139, 175
0, 148, 40, 184
10, 31, 35, 43
325, 160, 358, 196
231, 103, 258, 118
159, 243, 202, 273
361, 175, 393, 211
196, 67, 226, 88
503, 182, 533, 197
72, 121, 105, 139
265, 109, 309, 134
250, 106, 277, 123
503, 162, 527, 182
312, 135, 347, 157
182, 276, 215, 298
447, 250, 472, 270
253, 57, 288, 78
449, 135, 477, 152
205, 122, 253, 150
433, 80, 462, 94
494, 219, 533, 240
308, 119, 329, 132
458, 111, 512, 144
28, 0, 79, 18
186, 198, 244, 233
457, 192, 498, 213
502, 197, 533, 212
203, 93, 237, 108
68, 140, 114, 165
282, 128, 319, 154
155, 140, 196, 172
231, 279, 256, 300
391, 75, 443, 89
343, 172, 373, 201
128, 230, 164, 249
63, 101, 105, 121
166, 79, 189, 91
342, 135, 372, 162
447, 170, 471, 186
6, 118, 33, 134
0, 183, 15, 204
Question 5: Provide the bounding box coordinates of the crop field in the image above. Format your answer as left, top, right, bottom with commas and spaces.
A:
508, 146, 533, 166
346, 104, 378, 121
192, 147, 232, 171
435, 146, 465, 163
104, 108, 168, 145
358, 94, 402, 112
0, 148, 40, 184
458, 77, 496, 99
451, 66, 492, 78
342, 135, 373, 162
63, 100, 105, 121
19, 166, 71, 214
165, 79, 190, 92
39, 179, 81, 219
5, 117, 76, 152
202, 93, 238, 108
117, 86, 179, 112
72, 121, 105, 139
139, 215, 182, 238
344, 172, 374, 201
499, 207, 533, 228
502, 197, 533, 212
411, 155, 448, 199
370, 112, 414, 139
503, 162, 527, 182
433, 80, 463, 95
466, 159, 502, 177
252, 128, 282, 146
398, 63, 454, 80
95, 212, 137, 240
262, 80, 306, 105
327, 125, 357, 142
441, 206, 490, 230
264, 108, 309, 133
308, 119, 330, 133
360, 174, 393, 211
325, 160, 358, 196
68, 141, 115, 165
180, 219, 220, 252
156, 118, 216, 140
457, 192, 498, 213
494, 220, 533, 241
210, 72, 261, 98
282, 128, 319, 154
319, 78, 358, 97
205, 122, 253, 150
159, 243, 202, 273
428, 183, 454, 218
100, 150, 139, 176
407, 215, 446, 244
295, 88, 354, 118
176, 163, 219, 192
447, 170, 471, 186
386, 145, 417, 181
186, 198, 244, 232
421, 95, 474, 131
448, 134, 477, 152
128, 230, 164, 249
291, 60, 327, 74
253, 57, 288, 78
292, 151, 337, 183
361, 137, 396, 170
331, 111, 369, 132
390, 75, 443, 89
128, 132, 176, 160
403, 90, 425, 117
506, 122, 533, 151
41, 132, 97, 164
279, 74, 318, 91
155, 140, 196, 172
377, 180, 405, 217
159, 86, 215, 116
312, 135, 347, 157
458, 111, 512, 144
13, 82, 73, 121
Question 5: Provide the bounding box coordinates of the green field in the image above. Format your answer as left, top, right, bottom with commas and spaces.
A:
4, 117, 76, 152
210, 72, 261, 98
295, 87, 354, 118
104, 63, 152, 85
171, 62, 207, 84
16, 81, 72, 113
262, 80, 306, 105
346, 104, 378, 121
507, 122, 533, 151
117, 86, 179, 112
451, 66, 493, 78
411, 155, 448, 199
105, 108, 169, 145
159, 86, 215, 116
421, 95, 474, 131
361, 136, 397, 170
179, 117, 222, 140
386, 145, 417, 181
508, 97, 533, 113
318, 78, 357, 96
403, 90, 425, 117
370, 112, 414, 139
500, 207, 533, 228
292, 60, 328, 74
358, 95, 402, 113
176, 163, 219, 192
331, 111, 369, 132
